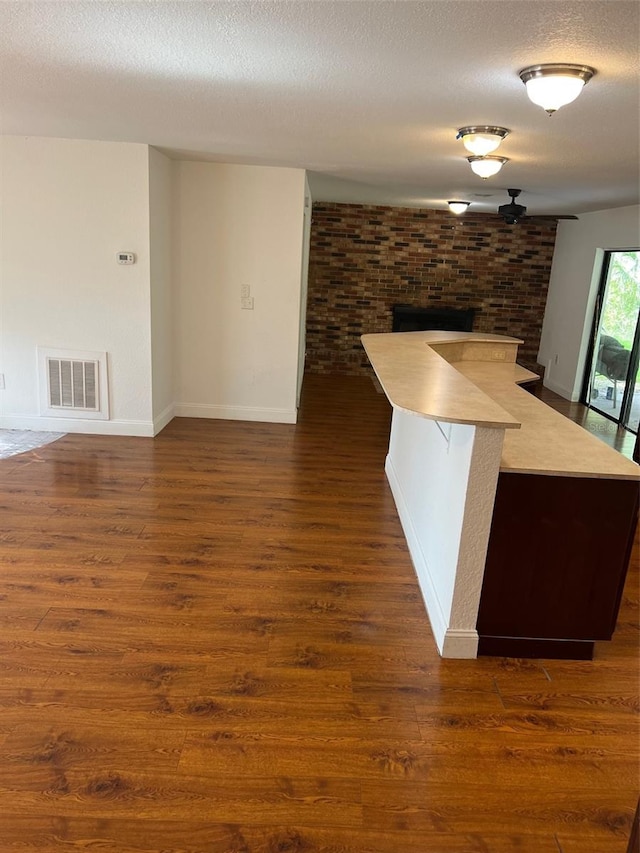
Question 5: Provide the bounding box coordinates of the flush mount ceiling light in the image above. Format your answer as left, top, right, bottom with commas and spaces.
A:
468, 156, 508, 179
456, 126, 510, 156
519, 63, 596, 115
447, 200, 471, 215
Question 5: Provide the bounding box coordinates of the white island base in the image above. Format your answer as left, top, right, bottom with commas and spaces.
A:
386, 414, 504, 657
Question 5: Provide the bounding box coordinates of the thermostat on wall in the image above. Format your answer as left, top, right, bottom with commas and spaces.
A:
117, 252, 135, 265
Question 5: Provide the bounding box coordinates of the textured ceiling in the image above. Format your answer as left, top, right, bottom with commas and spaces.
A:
1, 1, 638, 215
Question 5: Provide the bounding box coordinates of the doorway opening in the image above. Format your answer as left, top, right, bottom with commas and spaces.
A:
582, 250, 640, 434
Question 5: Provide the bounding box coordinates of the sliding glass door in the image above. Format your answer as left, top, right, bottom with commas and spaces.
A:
583, 250, 640, 433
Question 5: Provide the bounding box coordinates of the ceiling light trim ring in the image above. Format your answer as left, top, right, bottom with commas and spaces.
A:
518, 63, 596, 86
456, 126, 510, 141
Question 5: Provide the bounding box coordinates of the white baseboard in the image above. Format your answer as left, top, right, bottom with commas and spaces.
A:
542, 375, 580, 401
385, 454, 478, 659
153, 404, 175, 435
0, 414, 155, 436
441, 628, 479, 659
1, 401, 297, 435
174, 402, 297, 424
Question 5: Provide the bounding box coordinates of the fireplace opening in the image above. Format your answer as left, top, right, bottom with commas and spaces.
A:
392, 304, 475, 333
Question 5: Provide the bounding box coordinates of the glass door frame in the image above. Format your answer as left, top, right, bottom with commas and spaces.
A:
620, 311, 640, 431
580, 248, 640, 434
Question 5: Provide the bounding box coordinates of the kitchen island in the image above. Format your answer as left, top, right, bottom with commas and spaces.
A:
362, 330, 639, 659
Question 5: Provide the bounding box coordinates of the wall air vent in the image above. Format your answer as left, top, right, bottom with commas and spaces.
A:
38, 348, 109, 420
48, 358, 98, 410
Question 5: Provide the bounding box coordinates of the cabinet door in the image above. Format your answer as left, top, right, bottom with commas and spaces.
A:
477, 472, 638, 642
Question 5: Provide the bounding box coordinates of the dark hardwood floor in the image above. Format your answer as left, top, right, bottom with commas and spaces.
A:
0, 373, 638, 852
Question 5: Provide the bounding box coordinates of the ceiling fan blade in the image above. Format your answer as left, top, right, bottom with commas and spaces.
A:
527, 214, 579, 220
497, 189, 579, 222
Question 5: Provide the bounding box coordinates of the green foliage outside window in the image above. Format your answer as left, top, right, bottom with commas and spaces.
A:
601, 250, 640, 350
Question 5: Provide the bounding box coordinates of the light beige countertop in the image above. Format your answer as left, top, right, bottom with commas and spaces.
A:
362, 330, 640, 481
361, 331, 523, 430
456, 361, 639, 480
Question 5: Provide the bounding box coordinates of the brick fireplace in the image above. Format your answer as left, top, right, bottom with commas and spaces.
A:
305, 202, 557, 375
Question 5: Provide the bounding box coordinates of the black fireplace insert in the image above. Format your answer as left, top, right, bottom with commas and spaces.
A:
392, 304, 475, 333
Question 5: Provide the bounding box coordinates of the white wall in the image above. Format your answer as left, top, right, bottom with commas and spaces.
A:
539, 205, 640, 400
173, 161, 306, 423
296, 176, 312, 405
148, 146, 174, 432
0, 135, 154, 434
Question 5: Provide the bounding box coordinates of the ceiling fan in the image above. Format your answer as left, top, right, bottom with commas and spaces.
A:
497, 189, 579, 225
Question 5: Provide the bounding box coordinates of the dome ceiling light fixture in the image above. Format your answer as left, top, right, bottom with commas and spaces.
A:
447, 200, 471, 215
467, 156, 508, 179
519, 63, 596, 115
456, 126, 510, 156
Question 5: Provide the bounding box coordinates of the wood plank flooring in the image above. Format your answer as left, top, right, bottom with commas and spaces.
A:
0, 374, 638, 852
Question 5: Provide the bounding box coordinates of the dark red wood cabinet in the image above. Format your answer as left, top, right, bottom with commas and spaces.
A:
477, 471, 639, 659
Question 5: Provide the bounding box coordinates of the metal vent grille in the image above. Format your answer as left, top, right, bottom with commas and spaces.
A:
47, 358, 99, 411
38, 347, 108, 421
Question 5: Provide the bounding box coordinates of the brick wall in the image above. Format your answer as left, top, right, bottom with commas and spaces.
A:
306, 202, 558, 375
